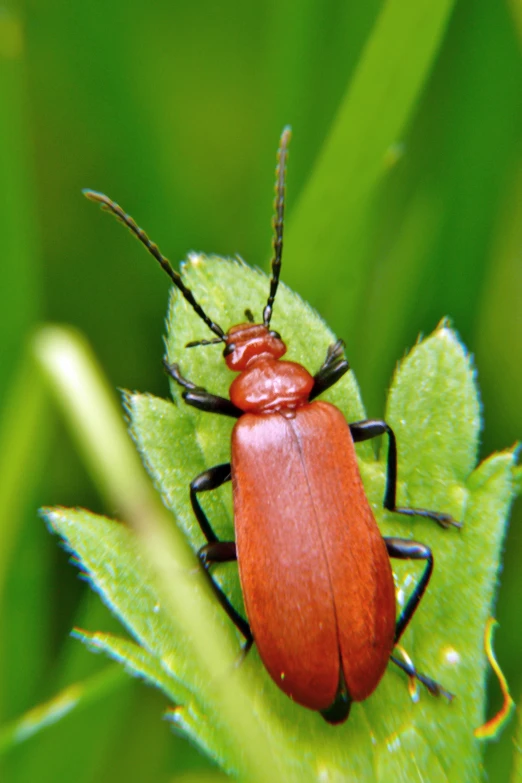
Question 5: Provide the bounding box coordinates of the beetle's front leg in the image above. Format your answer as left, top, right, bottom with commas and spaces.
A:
164, 360, 242, 418
191, 464, 252, 644
385, 536, 453, 701
309, 340, 350, 401
349, 419, 460, 529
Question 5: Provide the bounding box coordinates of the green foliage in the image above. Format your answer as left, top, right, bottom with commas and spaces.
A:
43, 259, 517, 781
285, 0, 456, 326
514, 467, 522, 498
513, 707, 522, 783
1, 1, 521, 780
0, 666, 125, 756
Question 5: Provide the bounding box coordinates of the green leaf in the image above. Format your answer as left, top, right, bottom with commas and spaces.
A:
44, 509, 193, 705
0, 356, 50, 720
74, 631, 181, 703
0, 666, 125, 756
512, 704, 522, 782
377, 323, 517, 781
47, 259, 518, 781
35, 327, 297, 782
43, 508, 256, 778
514, 465, 522, 498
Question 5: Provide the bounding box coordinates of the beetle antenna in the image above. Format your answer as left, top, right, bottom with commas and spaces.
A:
263, 126, 291, 328
83, 190, 226, 341
185, 337, 224, 348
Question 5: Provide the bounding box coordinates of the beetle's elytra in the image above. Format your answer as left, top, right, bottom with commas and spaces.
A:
85, 128, 458, 723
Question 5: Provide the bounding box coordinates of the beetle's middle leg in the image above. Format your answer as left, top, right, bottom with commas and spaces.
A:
349, 419, 460, 529
385, 536, 453, 700
191, 463, 252, 645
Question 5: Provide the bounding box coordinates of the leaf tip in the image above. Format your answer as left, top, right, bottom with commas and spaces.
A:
39, 505, 67, 533
435, 315, 453, 331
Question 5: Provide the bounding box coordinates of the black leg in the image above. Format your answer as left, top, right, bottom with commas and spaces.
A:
199, 540, 237, 567
309, 339, 350, 401
164, 360, 242, 418
349, 419, 460, 529
385, 536, 454, 701
190, 464, 232, 544
385, 537, 433, 642
390, 652, 454, 700
197, 540, 252, 643
190, 465, 253, 643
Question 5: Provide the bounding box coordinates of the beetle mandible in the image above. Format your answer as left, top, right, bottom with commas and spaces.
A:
84, 127, 459, 723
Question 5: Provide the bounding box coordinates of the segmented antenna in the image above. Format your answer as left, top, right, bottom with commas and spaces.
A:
83, 190, 225, 341
263, 126, 292, 328
185, 337, 224, 348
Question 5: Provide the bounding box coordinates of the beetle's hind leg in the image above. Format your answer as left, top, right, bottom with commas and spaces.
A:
385, 537, 454, 701
191, 464, 253, 645
390, 652, 454, 701
385, 537, 433, 643
349, 419, 460, 529
309, 339, 350, 401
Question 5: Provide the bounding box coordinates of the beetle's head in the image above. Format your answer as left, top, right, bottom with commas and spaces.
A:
223, 323, 286, 371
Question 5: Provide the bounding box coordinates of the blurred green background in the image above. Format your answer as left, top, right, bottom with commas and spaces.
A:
1, 0, 521, 780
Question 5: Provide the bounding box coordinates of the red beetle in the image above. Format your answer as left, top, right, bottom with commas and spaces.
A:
85, 128, 457, 723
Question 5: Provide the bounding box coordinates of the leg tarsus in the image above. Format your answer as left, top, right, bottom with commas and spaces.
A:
310, 340, 350, 401
164, 359, 199, 391
391, 653, 454, 701
164, 360, 242, 418
322, 339, 346, 368
392, 505, 461, 530
349, 419, 460, 529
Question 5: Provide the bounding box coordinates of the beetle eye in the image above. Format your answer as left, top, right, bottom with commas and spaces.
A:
269, 330, 281, 340
223, 343, 236, 357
